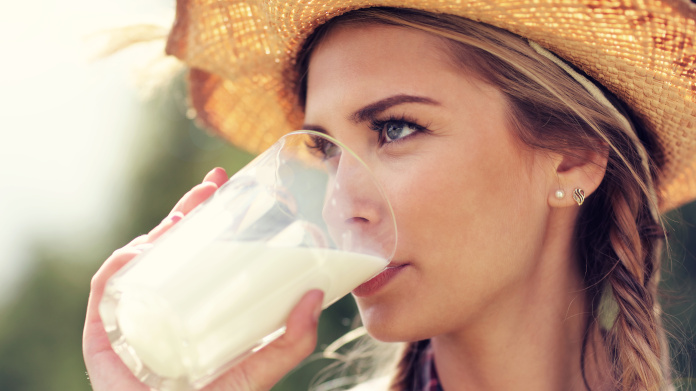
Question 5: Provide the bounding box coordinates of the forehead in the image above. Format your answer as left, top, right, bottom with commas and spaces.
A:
316, 22, 449, 57
304, 23, 501, 118
307, 23, 454, 83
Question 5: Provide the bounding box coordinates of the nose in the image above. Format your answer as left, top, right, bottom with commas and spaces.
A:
324, 151, 381, 223
322, 151, 394, 257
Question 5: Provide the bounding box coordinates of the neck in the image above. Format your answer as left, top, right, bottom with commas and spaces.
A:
430, 287, 588, 391
430, 212, 611, 391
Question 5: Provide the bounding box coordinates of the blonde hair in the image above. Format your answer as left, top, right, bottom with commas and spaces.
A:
297, 7, 671, 391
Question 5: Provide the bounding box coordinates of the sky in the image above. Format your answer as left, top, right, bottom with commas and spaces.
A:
0, 0, 175, 301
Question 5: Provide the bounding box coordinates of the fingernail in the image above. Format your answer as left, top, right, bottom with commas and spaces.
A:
203, 167, 225, 182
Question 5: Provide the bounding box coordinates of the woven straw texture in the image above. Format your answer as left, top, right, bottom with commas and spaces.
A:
165, 0, 696, 211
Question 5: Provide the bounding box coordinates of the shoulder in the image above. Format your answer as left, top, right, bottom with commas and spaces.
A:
347, 375, 392, 391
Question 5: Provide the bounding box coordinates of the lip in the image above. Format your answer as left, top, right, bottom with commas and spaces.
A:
352, 263, 408, 297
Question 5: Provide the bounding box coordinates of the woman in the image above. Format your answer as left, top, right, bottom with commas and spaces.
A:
83, 1, 696, 390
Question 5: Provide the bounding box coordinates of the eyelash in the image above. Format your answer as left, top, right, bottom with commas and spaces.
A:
305, 136, 340, 160
305, 114, 431, 158
368, 114, 430, 145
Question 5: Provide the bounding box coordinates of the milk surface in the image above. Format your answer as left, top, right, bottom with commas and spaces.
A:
105, 241, 387, 390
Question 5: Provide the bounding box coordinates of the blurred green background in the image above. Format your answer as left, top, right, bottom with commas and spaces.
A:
0, 2, 695, 390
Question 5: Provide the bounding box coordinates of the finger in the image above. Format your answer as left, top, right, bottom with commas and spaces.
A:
84, 168, 230, 391
86, 214, 183, 327
85, 247, 143, 327
202, 167, 228, 187
85, 168, 223, 343
168, 182, 219, 217
168, 167, 227, 217
84, 219, 186, 391
204, 290, 324, 391
86, 210, 187, 330
147, 212, 184, 242
83, 243, 161, 370
126, 234, 149, 247
84, 351, 150, 391
273, 289, 324, 355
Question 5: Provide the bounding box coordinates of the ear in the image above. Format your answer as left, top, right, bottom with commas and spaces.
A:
547, 146, 609, 208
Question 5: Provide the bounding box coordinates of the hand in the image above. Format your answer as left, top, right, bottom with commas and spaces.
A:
83, 167, 324, 391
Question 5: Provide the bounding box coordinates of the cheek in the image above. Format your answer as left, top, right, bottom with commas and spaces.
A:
382, 141, 533, 250
377, 142, 547, 312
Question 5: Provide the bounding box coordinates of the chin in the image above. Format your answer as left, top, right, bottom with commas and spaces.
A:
358, 303, 431, 343
364, 323, 432, 344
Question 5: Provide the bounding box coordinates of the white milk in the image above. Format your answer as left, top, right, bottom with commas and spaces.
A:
103, 241, 387, 390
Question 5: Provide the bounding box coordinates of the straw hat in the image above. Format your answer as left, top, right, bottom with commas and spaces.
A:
164, 0, 696, 211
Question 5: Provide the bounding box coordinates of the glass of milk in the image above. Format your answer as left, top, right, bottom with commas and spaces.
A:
99, 130, 397, 391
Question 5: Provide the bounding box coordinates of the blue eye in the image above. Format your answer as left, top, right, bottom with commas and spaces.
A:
384, 121, 418, 142
369, 117, 426, 144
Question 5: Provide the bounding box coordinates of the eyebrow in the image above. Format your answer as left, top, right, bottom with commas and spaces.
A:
349, 94, 440, 123
301, 94, 441, 133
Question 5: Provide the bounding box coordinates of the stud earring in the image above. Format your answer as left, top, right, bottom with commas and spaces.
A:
572, 188, 585, 206
554, 189, 565, 200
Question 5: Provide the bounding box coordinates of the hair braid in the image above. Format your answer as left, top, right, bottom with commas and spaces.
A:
608, 267, 662, 389
600, 184, 666, 390
575, 102, 667, 390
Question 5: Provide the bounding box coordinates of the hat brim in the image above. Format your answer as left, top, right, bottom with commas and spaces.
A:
166, 0, 696, 211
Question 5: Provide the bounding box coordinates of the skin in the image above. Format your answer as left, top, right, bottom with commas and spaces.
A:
84, 23, 610, 391
303, 24, 608, 390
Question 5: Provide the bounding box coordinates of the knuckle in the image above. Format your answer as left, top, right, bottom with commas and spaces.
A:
127, 234, 149, 247
109, 247, 127, 257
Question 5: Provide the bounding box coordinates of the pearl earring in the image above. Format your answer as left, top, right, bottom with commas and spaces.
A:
554, 189, 565, 200
572, 188, 585, 206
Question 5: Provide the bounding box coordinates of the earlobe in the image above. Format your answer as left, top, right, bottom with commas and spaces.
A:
549, 187, 571, 207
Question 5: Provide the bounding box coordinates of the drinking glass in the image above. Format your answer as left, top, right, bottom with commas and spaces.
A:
99, 130, 397, 391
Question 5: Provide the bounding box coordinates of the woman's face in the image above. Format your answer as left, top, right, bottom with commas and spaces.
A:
304, 24, 557, 341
